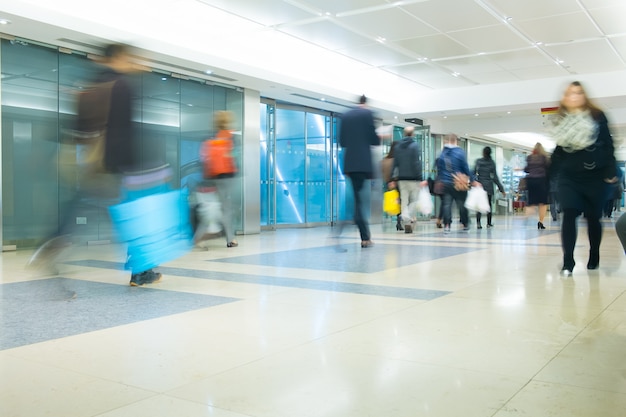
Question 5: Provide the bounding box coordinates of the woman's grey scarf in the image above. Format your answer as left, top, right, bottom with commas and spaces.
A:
550, 110, 597, 153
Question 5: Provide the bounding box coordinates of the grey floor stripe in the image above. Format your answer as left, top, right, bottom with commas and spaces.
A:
0, 278, 238, 351
67, 260, 451, 301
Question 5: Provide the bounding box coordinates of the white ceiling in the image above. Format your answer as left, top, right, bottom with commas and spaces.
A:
1, 0, 626, 150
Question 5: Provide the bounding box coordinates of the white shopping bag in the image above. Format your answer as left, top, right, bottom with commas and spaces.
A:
465, 187, 491, 213
417, 185, 434, 215
196, 188, 223, 234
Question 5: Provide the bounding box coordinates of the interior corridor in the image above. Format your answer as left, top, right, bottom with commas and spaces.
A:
1, 214, 626, 417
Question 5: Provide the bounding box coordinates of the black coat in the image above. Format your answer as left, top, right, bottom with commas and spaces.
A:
473, 157, 504, 196
339, 106, 380, 176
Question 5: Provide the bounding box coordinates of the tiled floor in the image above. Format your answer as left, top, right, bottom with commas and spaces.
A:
2, 214, 626, 417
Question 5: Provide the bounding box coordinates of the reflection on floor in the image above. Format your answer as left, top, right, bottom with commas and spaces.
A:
2, 214, 626, 417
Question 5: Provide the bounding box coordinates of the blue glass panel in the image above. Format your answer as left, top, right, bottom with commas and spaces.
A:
275, 109, 305, 224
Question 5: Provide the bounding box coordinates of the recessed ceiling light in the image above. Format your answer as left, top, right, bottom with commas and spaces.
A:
474, 114, 479, 117
376, 36, 386, 43
161, 77, 167, 81
0, 18, 11, 25
452, 72, 460, 77
205, 70, 213, 75
320, 97, 326, 101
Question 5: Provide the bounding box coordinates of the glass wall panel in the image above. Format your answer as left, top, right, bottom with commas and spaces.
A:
1, 39, 244, 247
1, 41, 60, 246
259, 102, 275, 227
275, 108, 305, 224
334, 118, 353, 223
305, 113, 329, 223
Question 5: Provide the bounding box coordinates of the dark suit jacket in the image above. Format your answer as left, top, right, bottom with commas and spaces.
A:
339, 106, 380, 176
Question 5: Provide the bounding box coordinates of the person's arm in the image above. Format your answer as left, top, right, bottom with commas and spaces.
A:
492, 162, 505, 194
413, 144, 422, 181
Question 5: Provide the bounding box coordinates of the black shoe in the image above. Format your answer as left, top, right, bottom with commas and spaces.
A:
486, 224, 493, 228
561, 260, 575, 276
130, 270, 163, 287
538, 222, 546, 230
477, 224, 482, 229
587, 253, 599, 270
396, 222, 404, 231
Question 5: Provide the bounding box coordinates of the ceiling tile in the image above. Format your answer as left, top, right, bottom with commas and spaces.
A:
300, 0, 387, 15
487, 0, 581, 20
610, 36, 626, 60
336, 7, 437, 41
196, 0, 316, 26
336, 43, 416, 67
435, 55, 505, 75
514, 12, 602, 44
487, 48, 553, 70
447, 24, 530, 53
278, 20, 372, 50
545, 40, 626, 73
510, 65, 569, 80
395, 34, 472, 59
400, 0, 501, 32
463, 70, 521, 84
384, 63, 474, 89
588, 4, 626, 35
580, 0, 625, 8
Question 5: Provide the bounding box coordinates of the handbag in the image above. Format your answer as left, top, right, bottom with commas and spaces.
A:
433, 180, 444, 195
383, 189, 401, 215
452, 172, 470, 191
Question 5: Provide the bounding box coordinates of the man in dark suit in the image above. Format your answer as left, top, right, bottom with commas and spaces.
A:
339, 95, 381, 247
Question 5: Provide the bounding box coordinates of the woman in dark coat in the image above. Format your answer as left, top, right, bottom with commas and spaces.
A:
473, 146, 505, 229
550, 81, 617, 275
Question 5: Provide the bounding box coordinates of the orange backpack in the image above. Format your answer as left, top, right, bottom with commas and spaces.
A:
202, 130, 237, 179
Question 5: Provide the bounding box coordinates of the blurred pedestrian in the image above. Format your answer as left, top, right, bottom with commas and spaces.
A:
524, 142, 550, 229
393, 126, 425, 233
436, 134, 476, 233
550, 81, 617, 275
381, 141, 402, 230
473, 146, 505, 229
200, 110, 239, 248
339, 95, 381, 248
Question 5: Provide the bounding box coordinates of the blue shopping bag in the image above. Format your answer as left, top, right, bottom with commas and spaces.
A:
109, 189, 193, 274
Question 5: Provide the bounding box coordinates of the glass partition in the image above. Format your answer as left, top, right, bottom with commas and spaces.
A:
1, 39, 244, 247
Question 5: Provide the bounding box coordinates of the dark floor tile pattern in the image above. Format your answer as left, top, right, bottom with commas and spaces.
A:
0, 278, 238, 350
67, 260, 451, 301
211, 243, 480, 273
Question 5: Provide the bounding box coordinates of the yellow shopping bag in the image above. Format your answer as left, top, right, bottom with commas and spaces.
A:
383, 189, 401, 215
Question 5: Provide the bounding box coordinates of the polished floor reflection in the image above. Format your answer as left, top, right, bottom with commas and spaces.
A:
2, 214, 626, 417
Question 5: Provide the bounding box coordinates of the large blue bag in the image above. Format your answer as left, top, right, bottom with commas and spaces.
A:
109, 188, 193, 274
